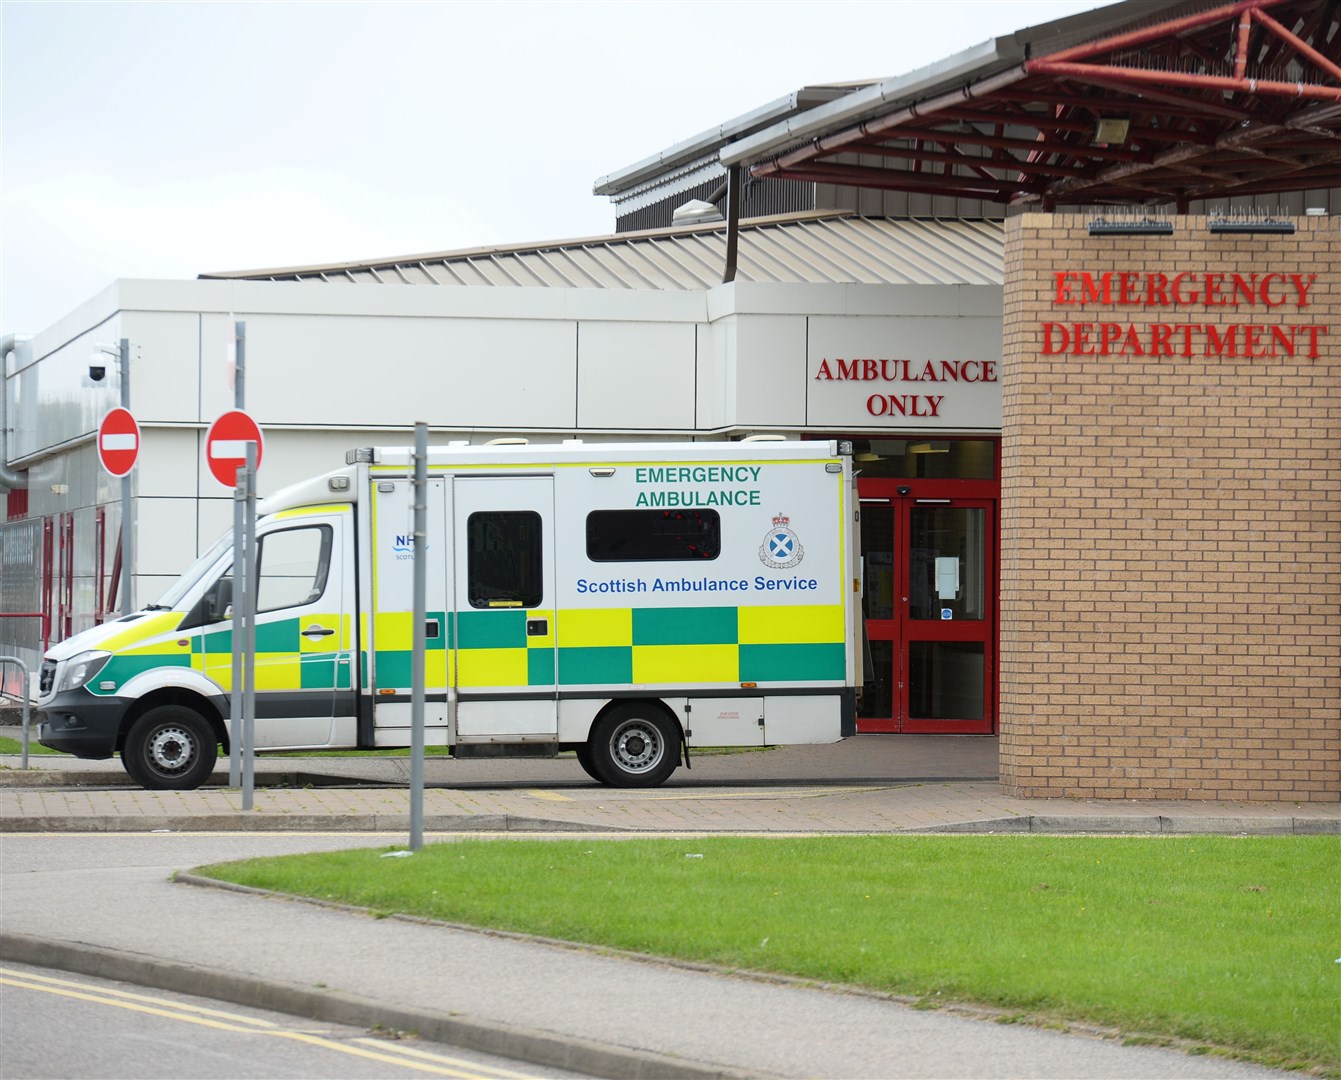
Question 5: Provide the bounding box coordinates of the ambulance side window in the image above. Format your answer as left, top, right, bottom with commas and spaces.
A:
256, 526, 332, 613
586, 509, 720, 561
467, 512, 542, 609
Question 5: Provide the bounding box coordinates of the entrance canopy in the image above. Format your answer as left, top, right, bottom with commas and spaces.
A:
726, 0, 1340, 209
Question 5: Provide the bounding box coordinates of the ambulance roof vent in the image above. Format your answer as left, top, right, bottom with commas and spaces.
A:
484, 437, 529, 446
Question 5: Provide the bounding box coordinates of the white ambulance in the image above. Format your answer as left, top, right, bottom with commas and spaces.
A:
38, 440, 861, 790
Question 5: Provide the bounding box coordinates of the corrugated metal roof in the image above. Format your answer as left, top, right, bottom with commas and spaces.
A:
199, 213, 1004, 290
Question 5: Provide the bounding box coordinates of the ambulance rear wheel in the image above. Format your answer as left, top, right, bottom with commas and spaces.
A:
574, 743, 604, 783
122, 706, 218, 791
589, 705, 678, 788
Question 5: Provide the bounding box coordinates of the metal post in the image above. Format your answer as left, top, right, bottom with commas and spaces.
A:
722, 164, 741, 284
228, 322, 246, 788
119, 338, 135, 615
229, 476, 245, 788
409, 422, 427, 851
234, 321, 246, 409
241, 442, 258, 810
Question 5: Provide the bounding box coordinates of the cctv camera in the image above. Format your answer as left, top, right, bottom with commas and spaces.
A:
896, 485, 912, 496
88, 364, 107, 382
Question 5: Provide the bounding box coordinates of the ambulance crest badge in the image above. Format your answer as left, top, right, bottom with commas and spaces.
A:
759, 513, 805, 569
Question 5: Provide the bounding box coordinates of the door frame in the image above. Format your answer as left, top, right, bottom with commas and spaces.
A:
856, 473, 1000, 734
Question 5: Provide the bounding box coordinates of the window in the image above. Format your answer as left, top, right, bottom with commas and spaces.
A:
256, 526, 331, 613
586, 509, 720, 562
467, 511, 542, 608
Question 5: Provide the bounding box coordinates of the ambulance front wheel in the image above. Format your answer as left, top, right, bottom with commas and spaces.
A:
122, 705, 218, 791
589, 704, 679, 788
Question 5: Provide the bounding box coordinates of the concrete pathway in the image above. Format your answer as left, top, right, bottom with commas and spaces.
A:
3, 735, 1335, 836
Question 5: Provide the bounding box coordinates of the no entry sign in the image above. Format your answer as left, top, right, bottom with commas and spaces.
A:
205, 410, 264, 487
97, 408, 140, 477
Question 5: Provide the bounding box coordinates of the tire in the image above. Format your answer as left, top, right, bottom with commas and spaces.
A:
121, 706, 218, 790
574, 742, 605, 783
588, 704, 679, 788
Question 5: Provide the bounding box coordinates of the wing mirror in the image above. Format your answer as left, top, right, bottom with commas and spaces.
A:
206, 577, 234, 622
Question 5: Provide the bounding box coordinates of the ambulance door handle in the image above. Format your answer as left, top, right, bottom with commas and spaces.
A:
526, 619, 548, 636
301, 625, 336, 638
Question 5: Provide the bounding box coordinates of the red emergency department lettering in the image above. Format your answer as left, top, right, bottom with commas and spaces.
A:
1040, 321, 1328, 359
1053, 271, 1316, 309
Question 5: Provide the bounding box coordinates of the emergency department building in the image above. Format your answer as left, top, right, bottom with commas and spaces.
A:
3, 0, 1337, 801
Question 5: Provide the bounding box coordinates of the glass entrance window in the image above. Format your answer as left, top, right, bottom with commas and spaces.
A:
852, 439, 995, 479
861, 507, 895, 621
908, 641, 985, 721
908, 508, 986, 621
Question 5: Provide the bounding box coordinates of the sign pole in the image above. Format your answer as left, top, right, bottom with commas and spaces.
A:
241, 441, 258, 810
230, 470, 245, 788
119, 338, 134, 615
410, 422, 427, 852
228, 322, 246, 788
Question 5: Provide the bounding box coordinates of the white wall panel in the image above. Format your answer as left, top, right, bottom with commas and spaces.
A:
138, 428, 199, 499
134, 497, 200, 578
732, 315, 807, 428
204, 314, 578, 429
577, 321, 694, 430
196, 497, 234, 556
121, 312, 201, 423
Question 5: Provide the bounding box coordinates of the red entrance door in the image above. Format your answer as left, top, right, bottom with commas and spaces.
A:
858, 486, 997, 733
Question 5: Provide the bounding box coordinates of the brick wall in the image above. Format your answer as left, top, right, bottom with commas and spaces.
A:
1000, 214, 1339, 801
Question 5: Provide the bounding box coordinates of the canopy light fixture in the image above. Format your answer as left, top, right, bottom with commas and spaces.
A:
1093, 117, 1130, 145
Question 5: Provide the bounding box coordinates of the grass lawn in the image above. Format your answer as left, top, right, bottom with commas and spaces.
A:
198, 835, 1340, 1075
0, 735, 64, 756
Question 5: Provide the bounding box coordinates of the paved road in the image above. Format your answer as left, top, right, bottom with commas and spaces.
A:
1, 832, 1300, 1079
2, 959, 582, 1079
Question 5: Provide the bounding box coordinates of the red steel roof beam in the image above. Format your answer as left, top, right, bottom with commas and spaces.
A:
860, 142, 1092, 176
1027, 61, 1341, 102
1235, 10, 1255, 78
994, 84, 1251, 122
772, 171, 1021, 203
775, 162, 1041, 196
935, 106, 1221, 144
1036, 0, 1297, 65
752, 66, 1028, 178
1253, 6, 1341, 81
892, 125, 1149, 162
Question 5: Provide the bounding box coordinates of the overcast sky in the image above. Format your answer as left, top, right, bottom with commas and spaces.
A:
2, 0, 1105, 334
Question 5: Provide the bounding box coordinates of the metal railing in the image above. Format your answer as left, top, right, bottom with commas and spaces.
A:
0, 656, 32, 768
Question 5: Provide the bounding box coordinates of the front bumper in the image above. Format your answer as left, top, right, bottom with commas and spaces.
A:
37, 691, 129, 759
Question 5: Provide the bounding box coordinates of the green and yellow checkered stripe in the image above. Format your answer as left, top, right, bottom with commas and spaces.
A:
87, 613, 194, 695
87, 612, 353, 695
369, 605, 845, 690
191, 615, 353, 692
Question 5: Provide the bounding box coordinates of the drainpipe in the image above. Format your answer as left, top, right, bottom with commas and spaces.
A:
0, 335, 28, 491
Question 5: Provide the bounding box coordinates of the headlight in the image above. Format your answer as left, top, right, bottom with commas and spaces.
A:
56, 651, 111, 693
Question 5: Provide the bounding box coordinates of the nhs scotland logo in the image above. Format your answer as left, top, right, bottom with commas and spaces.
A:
759, 513, 804, 569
